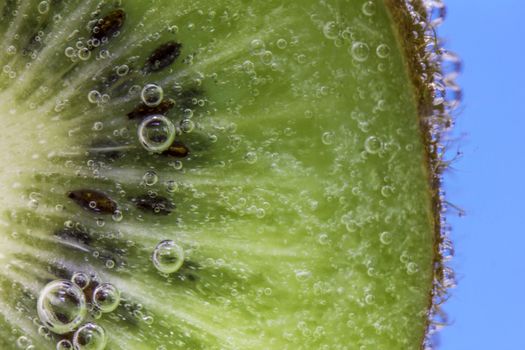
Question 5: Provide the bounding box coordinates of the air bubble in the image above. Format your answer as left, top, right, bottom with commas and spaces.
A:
116, 64, 129, 76
142, 171, 158, 186
261, 50, 273, 65
92, 122, 103, 131
87, 90, 101, 104
93, 283, 120, 313
321, 131, 335, 145
276, 38, 287, 49
376, 44, 391, 58
37, 280, 87, 334
364, 136, 382, 154
152, 240, 185, 274
78, 48, 91, 61
244, 151, 258, 164
379, 231, 393, 245
73, 323, 107, 350
71, 272, 90, 290
138, 115, 176, 153
6, 45, 16, 55
380, 185, 394, 197
141, 84, 164, 107
323, 21, 338, 40
180, 119, 195, 133
362, 1, 376, 16
295, 269, 312, 282
16, 336, 30, 349
250, 39, 265, 55
56, 339, 73, 350
350, 42, 370, 62
407, 262, 419, 275
112, 209, 123, 222
165, 180, 178, 193
64, 47, 75, 58
38, 1, 50, 14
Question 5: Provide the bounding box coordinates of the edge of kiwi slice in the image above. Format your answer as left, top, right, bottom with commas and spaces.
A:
385, 0, 460, 346
0, 0, 461, 349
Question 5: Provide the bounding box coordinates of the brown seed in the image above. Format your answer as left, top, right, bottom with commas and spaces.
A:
127, 98, 175, 120
131, 195, 174, 215
91, 9, 126, 41
162, 140, 189, 158
143, 41, 182, 73
68, 189, 118, 214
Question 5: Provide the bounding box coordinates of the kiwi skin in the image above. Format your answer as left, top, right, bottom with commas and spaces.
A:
0, 0, 456, 349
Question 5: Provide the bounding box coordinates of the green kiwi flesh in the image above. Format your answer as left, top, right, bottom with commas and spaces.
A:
0, 0, 440, 349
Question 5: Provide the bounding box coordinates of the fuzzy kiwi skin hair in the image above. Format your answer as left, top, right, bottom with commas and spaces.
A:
0, 0, 450, 349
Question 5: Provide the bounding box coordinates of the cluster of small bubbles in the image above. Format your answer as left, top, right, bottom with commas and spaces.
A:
152, 240, 185, 274
376, 43, 391, 58
142, 170, 158, 186
361, 1, 376, 16
56, 339, 73, 350
87, 90, 101, 104
165, 180, 178, 193
180, 118, 195, 133
276, 38, 287, 49
244, 151, 258, 164
321, 131, 335, 145
71, 272, 90, 290
73, 323, 107, 350
364, 136, 382, 154
37, 280, 87, 334
93, 283, 120, 313
379, 231, 393, 245
116, 64, 129, 76
350, 42, 370, 62
112, 209, 123, 222
6, 45, 16, 55
138, 115, 176, 153
141, 83, 163, 107
38, 1, 50, 14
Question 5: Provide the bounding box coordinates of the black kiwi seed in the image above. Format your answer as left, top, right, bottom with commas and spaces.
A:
67, 189, 118, 214
91, 8, 126, 42
131, 195, 175, 215
142, 41, 182, 73
55, 226, 92, 245
127, 98, 176, 119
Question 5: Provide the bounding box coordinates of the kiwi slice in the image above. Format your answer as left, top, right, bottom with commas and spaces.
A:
0, 1, 450, 349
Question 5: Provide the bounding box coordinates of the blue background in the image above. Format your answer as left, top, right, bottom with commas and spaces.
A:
437, 1, 525, 349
